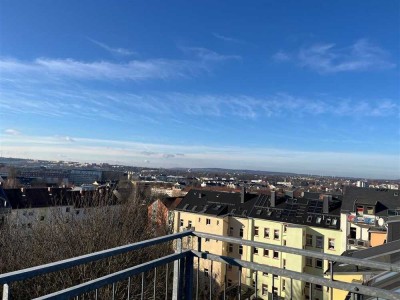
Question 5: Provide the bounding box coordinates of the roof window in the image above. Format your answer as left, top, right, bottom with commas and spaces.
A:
316, 216, 322, 224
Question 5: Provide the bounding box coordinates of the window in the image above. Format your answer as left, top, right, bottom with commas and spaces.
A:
239, 227, 244, 237
253, 247, 259, 255
306, 234, 313, 246
283, 225, 287, 233
316, 216, 322, 224
263, 249, 269, 257
180, 219, 183, 227
316, 259, 323, 269
228, 279, 232, 287
264, 228, 270, 238
239, 245, 243, 255
316, 236, 323, 248
283, 259, 286, 269
204, 268, 209, 277
188, 220, 192, 227
66, 207, 70, 213
274, 229, 280, 240
282, 279, 286, 291
263, 272, 268, 276
306, 215, 312, 222
228, 264, 232, 270
228, 243, 233, 253
332, 219, 337, 226
273, 251, 279, 259
315, 284, 322, 290
306, 257, 313, 267
229, 227, 233, 236
326, 218, 331, 225
283, 239, 286, 246
367, 206, 374, 215
198, 217, 201, 222
328, 238, 335, 250
254, 226, 259, 236
262, 284, 268, 295
356, 205, 364, 216
273, 274, 278, 279
206, 218, 211, 225
217, 220, 219, 225
40, 216, 45, 221
205, 238, 210, 242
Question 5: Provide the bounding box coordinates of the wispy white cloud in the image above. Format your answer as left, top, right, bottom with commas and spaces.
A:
1, 84, 398, 122
272, 51, 290, 62
88, 38, 136, 56
1, 134, 399, 179
180, 46, 241, 61
275, 39, 396, 73
4, 128, 21, 135
212, 32, 244, 44
0, 46, 239, 82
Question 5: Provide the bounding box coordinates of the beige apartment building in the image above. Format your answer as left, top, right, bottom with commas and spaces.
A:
174, 189, 345, 299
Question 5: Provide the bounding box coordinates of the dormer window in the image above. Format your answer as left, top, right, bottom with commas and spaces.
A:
356, 206, 364, 216
366, 206, 374, 215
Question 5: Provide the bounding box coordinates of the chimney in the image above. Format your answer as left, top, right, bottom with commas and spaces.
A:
270, 190, 276, 207
323, 195, 329, 214
241, 186, 246, 203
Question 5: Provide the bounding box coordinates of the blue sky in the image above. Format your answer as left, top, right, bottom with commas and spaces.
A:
0, 0, 399, 179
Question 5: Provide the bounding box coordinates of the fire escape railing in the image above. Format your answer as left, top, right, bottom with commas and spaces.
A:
1, 230, 399, 300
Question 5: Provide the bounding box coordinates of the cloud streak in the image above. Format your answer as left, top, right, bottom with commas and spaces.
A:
212, 32, 245, 44
0, 46, 240, 82
88, 38, 136, 56
273, 39, 396, 73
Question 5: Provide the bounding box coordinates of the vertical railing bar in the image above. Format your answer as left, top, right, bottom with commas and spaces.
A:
141, 272, 145, 300
272, 274, 275, 300
330, 260, 334, 300
209, 261, 213, 300
196, 236, 201, 300
255, 270, 258, 299
2, 283, 10, 300
238, 266, 242, 300
153, 267, 157, 300
223, 268, 227, 300
127, 277, 131, 300
165, 263, 169, 300
290, 278, 293, 300
112, 283, 115, 300
95, 289, 98, 300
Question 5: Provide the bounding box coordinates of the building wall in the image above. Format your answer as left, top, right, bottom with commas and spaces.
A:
174, 210, 345, 300
370, 231, 386, 247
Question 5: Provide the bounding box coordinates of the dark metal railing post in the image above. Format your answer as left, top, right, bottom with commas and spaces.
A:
153, 268, 157, 300
196, 236, 201, 300
184, 253, 194, 299
255, 271, 258, 299
238, 266, 242, 300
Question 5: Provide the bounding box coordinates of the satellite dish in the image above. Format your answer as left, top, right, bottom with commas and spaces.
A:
378, 218, 385, 227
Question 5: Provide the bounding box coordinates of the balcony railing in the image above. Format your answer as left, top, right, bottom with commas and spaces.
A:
1, 230, 399, 300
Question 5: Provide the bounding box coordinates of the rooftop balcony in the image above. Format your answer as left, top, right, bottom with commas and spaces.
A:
1, 231, 399, 300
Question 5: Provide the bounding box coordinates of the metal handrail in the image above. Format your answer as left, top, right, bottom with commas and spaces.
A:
0, 230, 192, 285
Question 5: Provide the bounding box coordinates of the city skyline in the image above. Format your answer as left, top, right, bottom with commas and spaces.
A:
0, 1, 399, 179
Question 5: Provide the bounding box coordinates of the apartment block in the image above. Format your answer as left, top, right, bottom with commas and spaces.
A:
174, 189, 344, 299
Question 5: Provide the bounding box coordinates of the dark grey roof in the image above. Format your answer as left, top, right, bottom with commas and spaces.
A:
248, 194, 341, 230
342, 187, 400, 216
176, 189, 342, 230
175, 189, 259, 217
